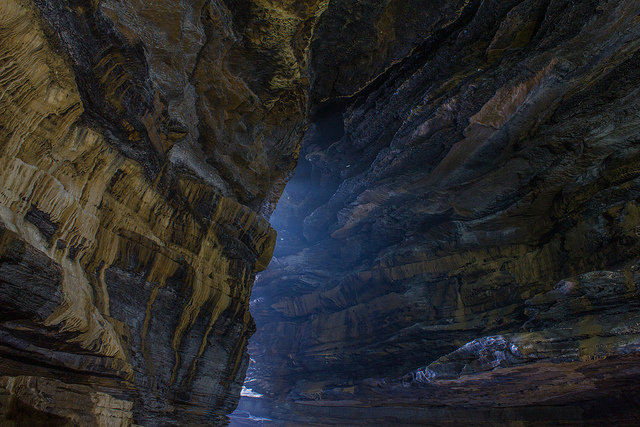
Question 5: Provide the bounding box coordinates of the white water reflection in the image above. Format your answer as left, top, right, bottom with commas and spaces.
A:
240, 386, 264, 398
228, 407, 273, 426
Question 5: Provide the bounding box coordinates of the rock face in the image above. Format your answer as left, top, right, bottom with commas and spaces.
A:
0, 0, 322, 424
243, 0, 640, 424
4, 0, 640, 425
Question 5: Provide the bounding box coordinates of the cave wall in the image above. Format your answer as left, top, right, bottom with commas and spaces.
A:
245, 0, 640, 424
0, 0, 325, 424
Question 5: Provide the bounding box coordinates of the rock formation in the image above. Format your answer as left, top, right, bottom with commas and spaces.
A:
3, 0, 640, 425
0, 0, 319, 424
242, 0, 640, 425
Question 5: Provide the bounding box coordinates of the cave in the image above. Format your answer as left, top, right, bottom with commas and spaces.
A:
2, 0, 640, 426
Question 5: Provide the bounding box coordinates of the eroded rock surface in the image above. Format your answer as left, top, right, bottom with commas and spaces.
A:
4, 0, 640, 425
243, 0, 640, 424
0, 0, 319, 424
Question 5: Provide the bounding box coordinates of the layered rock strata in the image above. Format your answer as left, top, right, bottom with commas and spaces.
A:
5, 0, 640, 425
0, 0, 323, 424
244, 0, 640, 424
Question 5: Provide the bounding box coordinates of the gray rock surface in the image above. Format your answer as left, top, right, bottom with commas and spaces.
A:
244, 0, 640, 424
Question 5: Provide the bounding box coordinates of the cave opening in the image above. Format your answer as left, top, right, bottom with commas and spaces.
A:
268, 100, 348, 259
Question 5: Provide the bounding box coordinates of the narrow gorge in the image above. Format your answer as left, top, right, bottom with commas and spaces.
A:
2, 0, 640, 426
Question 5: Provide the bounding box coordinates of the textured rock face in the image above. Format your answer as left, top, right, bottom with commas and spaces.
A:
0, 0, 321, 424
244, 0, 640, 424
5, 0, 640, 425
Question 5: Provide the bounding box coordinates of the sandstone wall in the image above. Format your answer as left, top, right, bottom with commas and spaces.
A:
0, 0, 322, 424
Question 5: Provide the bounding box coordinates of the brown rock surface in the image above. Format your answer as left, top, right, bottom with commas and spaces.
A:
0, 0, 314, 424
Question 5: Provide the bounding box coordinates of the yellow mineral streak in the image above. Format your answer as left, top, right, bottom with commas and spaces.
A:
226, 309, 254, 382
168, 196, 274, 384
91, 391, 134, 427
1, 376, 134, 427
169, 235, 230, 385
0, 0, 275, 384
0, 0, 126, 360
251, 0, 331, 92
